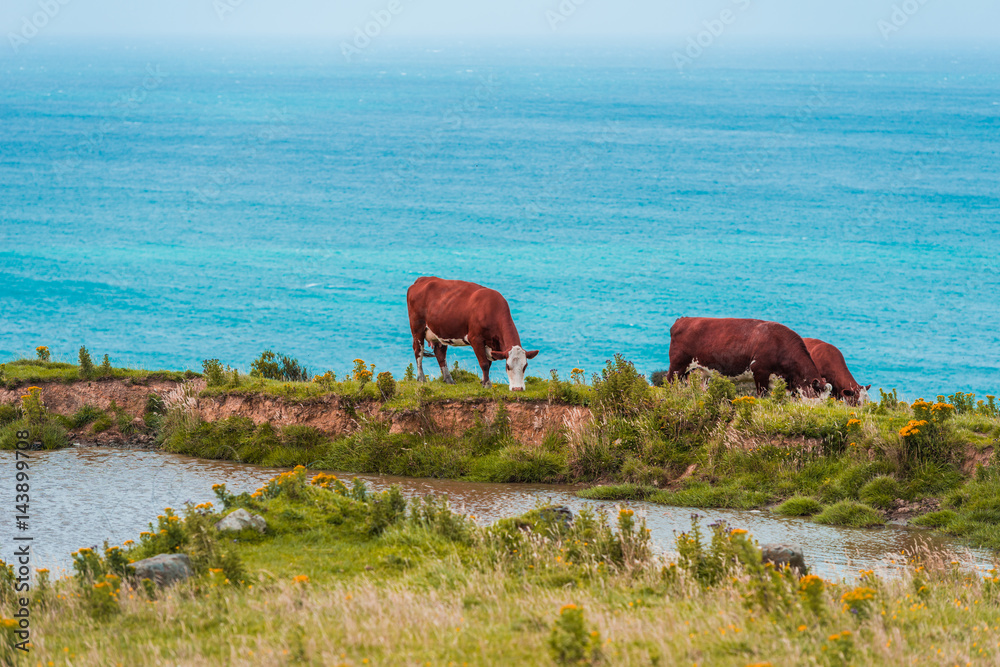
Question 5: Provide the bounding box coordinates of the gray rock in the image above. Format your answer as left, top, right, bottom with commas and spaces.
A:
539, 505, 574, 529
131, 553, 193, 587
215, 508, 267, 533
760, 543, 808, 575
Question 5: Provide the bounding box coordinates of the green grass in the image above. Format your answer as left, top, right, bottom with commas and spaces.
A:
911, 510, 959, 528
775, 496, 824, 516
198, 372, 593, 409
0, 358, 196, 388
814, 501, 886, 528
14, 471, 1000, 666
577, 483, 660, 501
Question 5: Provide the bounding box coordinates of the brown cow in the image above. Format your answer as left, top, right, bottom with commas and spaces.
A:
406, 277, 539, 391
803, 338, 870, 405
666, 317, 827, 396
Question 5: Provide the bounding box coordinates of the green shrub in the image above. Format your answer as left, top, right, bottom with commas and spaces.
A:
92, 413, 113, 433
376, 371, 396, 400
592, 355, 650, 419
465, 404, 512, 456
770, 376, 788, 402
775, 496, 823, 516
470, 446, 566, 483
202, 359, 227, 387
577, 483, 657, 501
649, 370, 670, 387
569, 432, 623, 481
78, 346, 95, 380
548, 604, 601, 666
366, 486, 406, 535
947, 392, 977, 414
145, 393, 166, 415
911, 510, 958, 528
878, 388, 902, 411
672, 515, 763, 587
814, 501, 884, 528
859, 475, 902, 510
98, 354, 112, 378
903, 461, 963, 498
69, 404, 104, 429
449, 361, 480, 384
251, 350, 310, 383
0, 404, 21, 428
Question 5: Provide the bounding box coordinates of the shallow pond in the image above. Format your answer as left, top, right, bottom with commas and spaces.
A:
0, 447, 992, 580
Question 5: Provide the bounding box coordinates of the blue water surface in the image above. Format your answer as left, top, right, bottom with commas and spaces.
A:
1, 40, 998, 398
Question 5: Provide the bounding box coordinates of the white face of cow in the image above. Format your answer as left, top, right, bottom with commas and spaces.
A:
498, 345, 539, 391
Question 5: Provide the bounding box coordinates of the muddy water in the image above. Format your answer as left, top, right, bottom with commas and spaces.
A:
0, 447, 993, 580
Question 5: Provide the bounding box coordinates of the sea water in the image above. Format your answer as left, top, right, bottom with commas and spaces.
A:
1, 41, 998, 398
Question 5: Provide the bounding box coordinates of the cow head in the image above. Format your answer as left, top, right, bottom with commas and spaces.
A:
841, 384, 872, 406
490, 345, 539, 391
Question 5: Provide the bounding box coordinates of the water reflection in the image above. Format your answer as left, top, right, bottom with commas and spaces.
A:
0, 448, 993, 580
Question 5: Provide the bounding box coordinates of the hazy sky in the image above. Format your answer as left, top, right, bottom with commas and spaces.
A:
2, 0, 998, 47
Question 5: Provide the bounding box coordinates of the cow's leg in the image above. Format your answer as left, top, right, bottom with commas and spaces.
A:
433, 343, 455, 384
470, 339, 492, 388
412, 337, 427, 382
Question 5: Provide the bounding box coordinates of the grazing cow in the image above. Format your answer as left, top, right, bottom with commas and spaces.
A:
666, 317, 827, 396
406, 277, 539, 391
803, 338, 870, 405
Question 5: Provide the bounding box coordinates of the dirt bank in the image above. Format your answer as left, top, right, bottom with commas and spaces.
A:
1, 379, 591, 446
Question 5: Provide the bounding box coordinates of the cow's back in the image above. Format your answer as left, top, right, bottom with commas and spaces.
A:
407, 276, 501, 338
670, 317, 766, 374
670, 317, 818, 381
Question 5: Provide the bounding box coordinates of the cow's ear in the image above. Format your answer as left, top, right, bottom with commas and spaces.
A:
865, 384, 872, 390
490, 350, 508, 361
525, 349, 539, 359
843, 389, 855, 397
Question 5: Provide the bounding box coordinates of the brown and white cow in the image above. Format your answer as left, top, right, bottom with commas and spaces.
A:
406, 277, 539, 391
803, 338, 870, 406
666, 317, 827, 396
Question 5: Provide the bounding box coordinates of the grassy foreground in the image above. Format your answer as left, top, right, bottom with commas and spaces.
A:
5, 467, 1000, 666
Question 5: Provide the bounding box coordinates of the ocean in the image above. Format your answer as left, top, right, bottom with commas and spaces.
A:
1, 40, 998, 398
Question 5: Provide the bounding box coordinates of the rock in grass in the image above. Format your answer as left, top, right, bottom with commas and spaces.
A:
539, 505, 574, 528
215, 508, 267, 533
131, 553, 193, 587
760, 543, 807, 575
